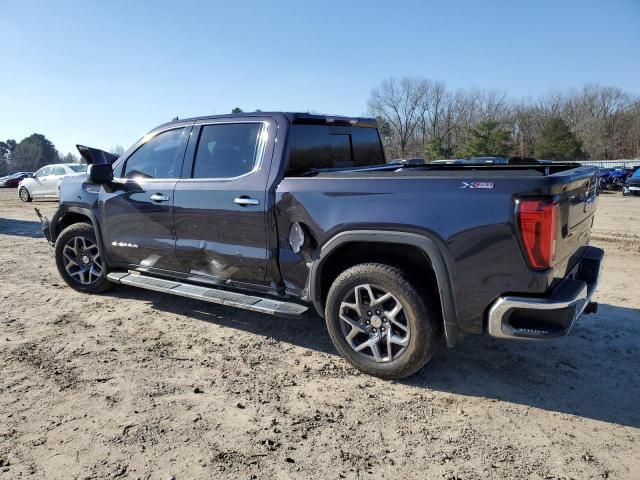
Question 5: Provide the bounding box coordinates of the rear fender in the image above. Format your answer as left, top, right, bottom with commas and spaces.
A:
307, 230, 461, 347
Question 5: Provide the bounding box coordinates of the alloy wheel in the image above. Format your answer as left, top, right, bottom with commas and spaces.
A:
338, 283, 411, 362
62, 236, 104, 285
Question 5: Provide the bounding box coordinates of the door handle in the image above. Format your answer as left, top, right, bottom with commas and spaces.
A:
150, 193, 170, 202
234, 196, 260, 206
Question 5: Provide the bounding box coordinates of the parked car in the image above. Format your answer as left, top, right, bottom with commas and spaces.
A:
0, 171, 33, 187
37, 112, 603, 379
467, 156, 509, 164
622, 168, 640, 196
18, 163, 87, 202
432, 159, 467, 165
598, 167, 628, 191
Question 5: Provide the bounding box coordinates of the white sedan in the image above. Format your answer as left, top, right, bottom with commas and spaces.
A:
18, 163, 87, 202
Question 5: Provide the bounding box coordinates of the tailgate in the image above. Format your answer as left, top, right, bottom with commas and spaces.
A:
554, 166, 599, 269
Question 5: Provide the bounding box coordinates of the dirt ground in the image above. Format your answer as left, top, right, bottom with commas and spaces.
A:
0, 187, 639, 480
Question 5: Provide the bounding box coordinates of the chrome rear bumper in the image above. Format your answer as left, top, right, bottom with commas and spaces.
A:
487, 246, 604, 340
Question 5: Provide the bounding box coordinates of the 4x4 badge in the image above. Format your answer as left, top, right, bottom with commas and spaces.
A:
461, 181, 494, 189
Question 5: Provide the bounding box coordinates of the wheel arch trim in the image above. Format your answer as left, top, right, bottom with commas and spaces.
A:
307, 230, 460, 347
52, 206, 110, 265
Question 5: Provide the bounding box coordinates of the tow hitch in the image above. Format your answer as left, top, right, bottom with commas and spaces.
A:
34, 207, 54, 245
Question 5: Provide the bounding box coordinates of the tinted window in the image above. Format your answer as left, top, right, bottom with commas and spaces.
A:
329, 134, 352, 167
123, 128, 187, 179
286, 125, 384, 176
35, 167, 51, 178
51, 166, 66, 175
68, 164, 87, 173
192, 123, 263, 179
351, 127, 385, 165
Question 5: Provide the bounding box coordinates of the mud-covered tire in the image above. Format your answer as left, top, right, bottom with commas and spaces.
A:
19, 187, 31, 202
55, 223, 113, 293
325, 263, 441, 380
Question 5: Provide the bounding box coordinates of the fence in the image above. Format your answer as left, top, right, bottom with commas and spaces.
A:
579, 159, 640, 169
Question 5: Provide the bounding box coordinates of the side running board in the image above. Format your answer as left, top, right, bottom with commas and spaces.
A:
107, 272, 308, 318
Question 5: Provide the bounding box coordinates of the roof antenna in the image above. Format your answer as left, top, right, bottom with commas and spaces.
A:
172, 116, 179, 121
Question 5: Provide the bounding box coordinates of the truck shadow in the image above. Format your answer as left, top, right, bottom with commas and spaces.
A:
0, 218, 43, 238
409, 303, 640, 429
106, 287, 640, 428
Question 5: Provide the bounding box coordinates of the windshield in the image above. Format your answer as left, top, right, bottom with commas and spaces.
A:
68, 164, 87, 172
633, 169, 640, 178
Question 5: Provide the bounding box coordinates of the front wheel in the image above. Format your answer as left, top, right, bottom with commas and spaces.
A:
55, 223, 113, 293
19, 187, 31, 202
325, 263, 441, 380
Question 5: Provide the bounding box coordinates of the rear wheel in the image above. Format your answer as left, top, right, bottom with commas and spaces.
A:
19, 187, 31, 202
325, 263, 441, 379
55, 223, 113, 293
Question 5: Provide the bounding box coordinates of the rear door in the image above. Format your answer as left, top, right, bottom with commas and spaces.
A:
99, 125, 192, 271
173, 117, 275, 288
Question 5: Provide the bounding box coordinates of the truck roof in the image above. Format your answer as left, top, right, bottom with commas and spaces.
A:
153, 112, 378, 131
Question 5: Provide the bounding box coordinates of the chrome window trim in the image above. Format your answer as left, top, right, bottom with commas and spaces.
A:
112, 121, 269, 184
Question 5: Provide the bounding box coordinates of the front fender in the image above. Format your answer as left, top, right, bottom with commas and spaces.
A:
50, 205, 110, 265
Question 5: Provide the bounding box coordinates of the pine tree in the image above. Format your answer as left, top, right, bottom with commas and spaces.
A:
534, 117, 582, 160
458, 120, 511, 157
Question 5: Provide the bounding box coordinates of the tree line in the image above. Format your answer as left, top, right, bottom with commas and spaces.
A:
3, 87, 637, 177
368, 78, 640, 161
0, 134, 127, 176
0, 133, 79, 176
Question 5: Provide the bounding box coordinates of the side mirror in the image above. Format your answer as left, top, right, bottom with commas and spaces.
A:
87, 163, 113, 184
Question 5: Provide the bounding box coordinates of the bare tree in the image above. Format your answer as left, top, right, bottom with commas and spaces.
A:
368, 77, 639, 161
110, 145, 125, 157
368, 77, 428, 158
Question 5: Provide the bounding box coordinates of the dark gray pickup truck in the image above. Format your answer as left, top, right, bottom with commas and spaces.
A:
39, 112, 603, 379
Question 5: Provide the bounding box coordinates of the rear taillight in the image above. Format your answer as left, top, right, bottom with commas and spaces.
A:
517, 199, 559, 270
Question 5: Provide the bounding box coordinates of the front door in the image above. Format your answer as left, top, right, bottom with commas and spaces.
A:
100, 126, 191, 271
173, 119, 274, 288
32, 166, 52, 196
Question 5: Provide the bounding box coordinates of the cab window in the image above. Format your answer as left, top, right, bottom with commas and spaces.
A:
191, 123, 263, 179
123, 128, 187, 179
285, 125, 385, 176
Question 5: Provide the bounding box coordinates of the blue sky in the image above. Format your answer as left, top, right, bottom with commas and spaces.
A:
1, 0, 638, 156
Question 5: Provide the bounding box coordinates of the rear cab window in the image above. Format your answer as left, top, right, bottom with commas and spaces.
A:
285, 124, 385, 176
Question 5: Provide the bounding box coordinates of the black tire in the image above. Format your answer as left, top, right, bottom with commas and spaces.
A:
325, 263, 441, 380
19, 187, 32, 202
55, 223, 113, 293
